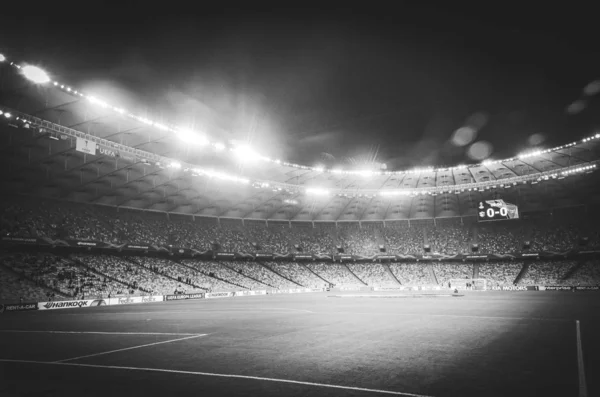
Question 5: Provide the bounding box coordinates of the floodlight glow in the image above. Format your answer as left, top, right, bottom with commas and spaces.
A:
331, 168, 343, 174
214, 142, 225, 151
88, 96, 109, 108
154, 123, 169, 131
4, 112, 11, 118
233, 143, 260, 162
314, 167, 324, 173
22, 65, 50, 84
0, 54, 6, 62
169, 161, 181, 169
357, 170, 373, 177
306, 187, 329, 196
177, 128, 209, 145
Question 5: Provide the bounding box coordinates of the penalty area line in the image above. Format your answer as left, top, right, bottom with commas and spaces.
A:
53, 334, 207, 363
0, 359, 435, 397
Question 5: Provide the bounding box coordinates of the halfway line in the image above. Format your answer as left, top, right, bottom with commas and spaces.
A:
54, 334, 206, 363
0, 330, 201, 336
0, 359, 434, 397
576, 320, 588, 397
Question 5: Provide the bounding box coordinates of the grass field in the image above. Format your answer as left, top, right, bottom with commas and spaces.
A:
1, 291, 598, 397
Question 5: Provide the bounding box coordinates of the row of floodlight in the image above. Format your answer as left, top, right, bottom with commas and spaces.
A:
3, 52, 599, 177
2, 104, 598, 199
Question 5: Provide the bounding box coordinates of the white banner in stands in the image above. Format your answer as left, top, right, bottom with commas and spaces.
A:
107, 296, 164, 305
38, 299, 107, 310
75, 137, 97, 155
206, 292, 234, 299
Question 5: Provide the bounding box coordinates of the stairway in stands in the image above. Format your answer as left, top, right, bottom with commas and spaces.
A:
514, 262, 530, 285
302, 263, 332, 285
383, 263, 402, 285
260, 263, 303, 287
427, 264, 438, 285
560, 260, 585, 283
343, 264, 368, 286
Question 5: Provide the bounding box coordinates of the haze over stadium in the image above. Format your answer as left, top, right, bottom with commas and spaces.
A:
1, 4, 599, 397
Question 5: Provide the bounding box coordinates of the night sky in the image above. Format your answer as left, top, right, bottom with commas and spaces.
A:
2, 4, 599, 170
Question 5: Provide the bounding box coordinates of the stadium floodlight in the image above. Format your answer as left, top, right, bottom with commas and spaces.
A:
87, 96, 109, 108
0, 54, 5, 62
4, 112, 12, 118
306, 187, 329, 196
21, 65, 50, 84
233, 143, 260, 163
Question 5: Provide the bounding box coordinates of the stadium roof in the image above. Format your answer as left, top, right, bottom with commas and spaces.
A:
2, 55, 600, 221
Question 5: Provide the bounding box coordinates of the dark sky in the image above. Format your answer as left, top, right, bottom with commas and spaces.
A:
2, 3, 600, 170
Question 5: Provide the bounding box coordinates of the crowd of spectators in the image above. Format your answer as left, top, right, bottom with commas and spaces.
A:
225, 261, 298, 289
519, 261, 578, 286
3, 197, 600, 256
479, 262, 524, 287
2, 253, 129, 299
2, 197, 600, 303
347, 263, 396, 286
263, 262, 327, 288
0, 261, 51, 303
431, 264, 474, 284
389, 263, 432, 285
305, 263, 363, 286
76, 255, 185, 296
568, 261, 600, 286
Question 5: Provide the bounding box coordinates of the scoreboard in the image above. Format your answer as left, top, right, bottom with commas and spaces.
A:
477, 199, 519, 222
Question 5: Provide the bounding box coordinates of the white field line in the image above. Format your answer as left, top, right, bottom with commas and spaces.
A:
0, 330, 201, 336
0, 359, 435, 397
315, 311, 571, 322
576, 320, 588, 397
41, 308, 313, 316
54, 334, 206, 363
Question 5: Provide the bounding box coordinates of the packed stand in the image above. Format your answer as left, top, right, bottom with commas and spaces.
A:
389, 263, 432, 285
566, 261, 600, 286
264, 262, 327, 288
225, 261, 298, 289
180, 260, 246, 291
428, 224, 471, 254
347, 263, 396, 286
245, 225, 291, 253
76, 255, 184, 295
306, 263, 362, 286
476, 224, 524, 254
431, 263, 473, 285
338, 225, 381, 256
2, 253, 118, 299
518, 261, 578, 286
185, 261, 268, 290
0, 263, 51, 303
478, 262, 524, 287
127, 257, 206, 291
382, 225, 424, 255
529, 224, 578, 252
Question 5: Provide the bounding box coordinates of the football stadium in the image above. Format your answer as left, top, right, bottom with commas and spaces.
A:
1, 8, 599, 397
